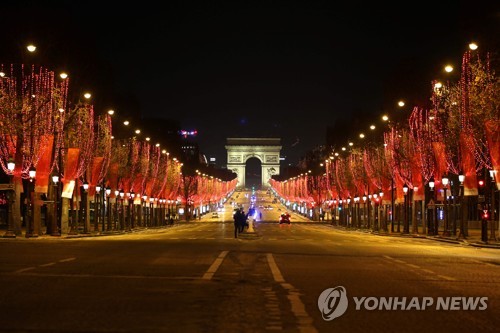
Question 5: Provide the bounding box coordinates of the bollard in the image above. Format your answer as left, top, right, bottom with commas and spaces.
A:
247, 219, 255, 233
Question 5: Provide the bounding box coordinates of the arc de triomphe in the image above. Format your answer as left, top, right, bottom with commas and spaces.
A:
225, 138, 281, 188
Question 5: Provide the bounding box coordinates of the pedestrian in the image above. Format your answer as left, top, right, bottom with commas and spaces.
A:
238, 209, 247, 233
233, 209, 242, 238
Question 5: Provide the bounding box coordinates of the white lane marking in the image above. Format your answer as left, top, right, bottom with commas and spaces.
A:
384, 256, 406, 264
59, 257, 76, 263
39, 262, 56, 267
202, 250, 229, 280
471, 259, 497, 267
420, 269, 436, 274
437, 275, 456, 281
14, 267, 36, 274
266, 254, 318, 333
267, 254, 285, 283
15, 258, 75, 273
405, 264, 421, 269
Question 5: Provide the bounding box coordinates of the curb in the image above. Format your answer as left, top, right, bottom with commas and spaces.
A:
328, 225, 500, 248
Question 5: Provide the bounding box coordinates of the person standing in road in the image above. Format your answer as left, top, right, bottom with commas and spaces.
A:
233, 209, 242, 238
238, 209, 247, 233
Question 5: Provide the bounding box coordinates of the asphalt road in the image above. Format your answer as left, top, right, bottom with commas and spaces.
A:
0, 190, 498, 332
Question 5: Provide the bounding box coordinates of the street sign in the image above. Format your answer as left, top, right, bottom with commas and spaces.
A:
427, 199, 435, 208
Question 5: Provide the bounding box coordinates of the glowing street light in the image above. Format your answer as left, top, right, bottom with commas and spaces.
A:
107, 109, 115, 115
27, 44, 37, 52
59, 72, 68, 79
444, 65, 453, 73
398, 100, 405, 107
83, 92, 92, 99
7, 159, 15, 172
469, 42, 478, 50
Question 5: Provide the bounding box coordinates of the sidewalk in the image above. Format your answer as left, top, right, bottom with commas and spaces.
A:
0, 224, 180, 240
329, 223, 500, 249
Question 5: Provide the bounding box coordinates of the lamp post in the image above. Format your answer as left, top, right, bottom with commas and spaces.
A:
125, 191, 131, 231
347, 197, 352, 228
429, 177, 436, 235
130, 190, 135, 229
373, 192, 379, 232
51, 175, 61, 236
379, 190, 387, 232
105, 186, 111, 231
119, 190, 125, 230
94, 185, 101, 232
82, 180, 89, 234
367, 194, 372, 229
142, 195, 148, 226
114, 189, 120, 230
442, 175, 450, 237
354, 196, 359, 228
412, 186, 418, 234
391, 178, 395, 232
403, 183, 409, 234
489, 169, 497, 241
168, 199, 172, 218
458, 172, 466, 239
26, 166, 37, 238
3, 159, 16, 238
362, 195, 366, 228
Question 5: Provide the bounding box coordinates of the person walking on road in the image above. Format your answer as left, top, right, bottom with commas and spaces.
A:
233, 209, 243, 238
238, 208, 248, 233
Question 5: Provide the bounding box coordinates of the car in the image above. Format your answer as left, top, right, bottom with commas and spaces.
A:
279, 213, 291, 224
211, 212, 219, 218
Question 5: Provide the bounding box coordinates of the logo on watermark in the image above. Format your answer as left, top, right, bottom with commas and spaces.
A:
317, 286, 348, 321
319, 286, 488, 321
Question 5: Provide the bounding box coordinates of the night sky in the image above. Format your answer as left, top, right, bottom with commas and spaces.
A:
2, 1, 499, 165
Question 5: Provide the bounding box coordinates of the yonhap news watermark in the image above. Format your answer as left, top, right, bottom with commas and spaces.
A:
318, 286, 488, 321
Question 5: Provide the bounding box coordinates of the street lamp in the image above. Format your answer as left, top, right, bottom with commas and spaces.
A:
347, 197, 351, 227
488, 170, 497, 241
373, 192, 379, 232
81, 180, 90, 233
119, 190, 125, 230
123, 191, 130, 230
105, 186, 111, 231
411, 186, 419, 234
362, 195, 367, 228
458, 171, 466, 238
442, 174, 450, 236
50, 175, 60, 236
7, 159, 15, 172
403, 184, 409, 234
26, 166, 37, 238
142, 195, 148, 226
94, 185, 101, 232
428, 176, 437, 235
3, 159, 16, 238
129, 190, 135, 229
